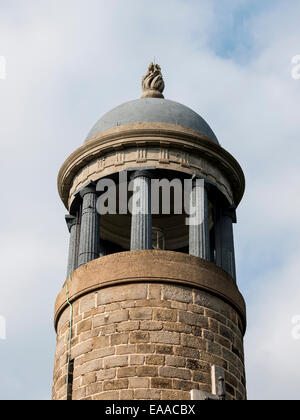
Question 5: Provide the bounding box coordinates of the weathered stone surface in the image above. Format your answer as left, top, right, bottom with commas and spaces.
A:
178, 311, 208, 328
103, 379, 128, 391
77, 319, 92, 334
93, 391, 119, 400
129, 308, 153, 320
156, 344, 174, 355
93, 310, 129, 328
160, 367, 191, 380
136, 366, 158, 377
148, 285, 161, 299
140, 321, 162, 331
117, 367, 136, 378
93, 336, 110, 350
117, 321, 139, 332
104, 356, 128, 369
151, 378, 172, 389
111, 333, 129, 346
96, 369, 116, 381
161, 390, 190, 400
129, 377, 149, 388
129, 355, 144, 366
97, 284, 148, 305
135, 389, 161, 400
130, 331, 149, 344
162, 285, 193, 303
149, 331, 180, 345
116, 345, 136, 355
154, 309, 177, 322
79, 294, 96, 314
145, 355, 165, 366
53, 282, 246, 401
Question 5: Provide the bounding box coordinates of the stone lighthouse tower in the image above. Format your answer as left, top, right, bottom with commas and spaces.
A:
52, 64, 246, 400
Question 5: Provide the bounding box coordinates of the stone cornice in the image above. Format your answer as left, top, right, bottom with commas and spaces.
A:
54, 250, 247, 334
57, 122, 245, 210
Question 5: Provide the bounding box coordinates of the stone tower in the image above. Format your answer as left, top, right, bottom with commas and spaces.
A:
52, 64, 246, 401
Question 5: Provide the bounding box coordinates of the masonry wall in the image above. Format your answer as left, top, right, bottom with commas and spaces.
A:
52, 283, 246, 400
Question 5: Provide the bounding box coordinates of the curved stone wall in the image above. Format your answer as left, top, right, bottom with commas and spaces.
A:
52, 254, 246, 400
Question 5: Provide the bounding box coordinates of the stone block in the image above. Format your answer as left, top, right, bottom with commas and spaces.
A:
186, 359, 210, 372
76, 319, 92, 335
79, 294, 96, 314
93, 310, 129, 328
71, 340, 93, 359
151, 377, 173, 389
116, 345, 136, 355
81, 372, 96, 386
161, 390, 190, 400
148, 285, 161, 299
156, 345, 174, 355
165, 356, 186, 368
136, 366, 158, 377
117, 321, 139, 332
120, 390, 134, 400
117, 367, 136, 378
154, 308, 177, 322
134, 389, 161, 400
140, 321, 163, 331
179, 311, 208, 328
162, 285, 193, 303
136, 344, 155, 353
173, 380, 198, 391
86, 382, 102, 395
96, 369, 116, 381
93, 335, 110, 350
149, 331, 180, 345
98, 284, 147, 305
111, 333, 129, 346
104, 356, 128, 369
181, 334, 205, 349
129, 377, 149, 388
175, 347, 199, 359
160, 366, 191, 380
145, 355, 165, 365
72, 387, 86, 400
129, 355, 145, 365
103, 379, 128, 391
93, 391, 119, 400
129, 307, 153, 320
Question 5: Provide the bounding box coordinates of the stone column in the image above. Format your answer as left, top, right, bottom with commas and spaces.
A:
65, 214, 80, 278
189, 177, 210, 260
215, 206, 236, 281
130, 170, 152, 250
78, 182, 100, 266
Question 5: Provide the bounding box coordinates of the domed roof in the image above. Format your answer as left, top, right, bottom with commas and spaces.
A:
85, 98, 219, 144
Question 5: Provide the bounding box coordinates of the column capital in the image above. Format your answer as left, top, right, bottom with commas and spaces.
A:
75, 181, 97, 200
191, 174, 211, 190
65, 215, 78, 232
223, 206, 237, 223
130, 170, 153, 181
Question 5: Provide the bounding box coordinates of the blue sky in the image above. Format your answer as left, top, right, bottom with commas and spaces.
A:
0, 0, 299, 400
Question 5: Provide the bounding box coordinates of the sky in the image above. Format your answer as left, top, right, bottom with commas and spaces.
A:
0, 0, 299, 400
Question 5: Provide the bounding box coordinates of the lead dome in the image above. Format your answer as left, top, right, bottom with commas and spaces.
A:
85, 98, 219, 144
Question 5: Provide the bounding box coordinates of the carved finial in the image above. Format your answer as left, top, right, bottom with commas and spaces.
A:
141, 62, 165, 99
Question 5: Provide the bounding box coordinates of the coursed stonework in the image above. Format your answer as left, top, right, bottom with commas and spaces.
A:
53, 282, 246, 401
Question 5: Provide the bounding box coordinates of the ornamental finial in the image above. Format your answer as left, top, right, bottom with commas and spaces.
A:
141, 62, 165, 99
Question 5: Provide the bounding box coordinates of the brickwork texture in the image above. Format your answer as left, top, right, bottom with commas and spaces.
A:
52, 283, 246, 400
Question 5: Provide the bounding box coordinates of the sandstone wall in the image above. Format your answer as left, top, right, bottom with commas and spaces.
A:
52, 283, 246, 400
